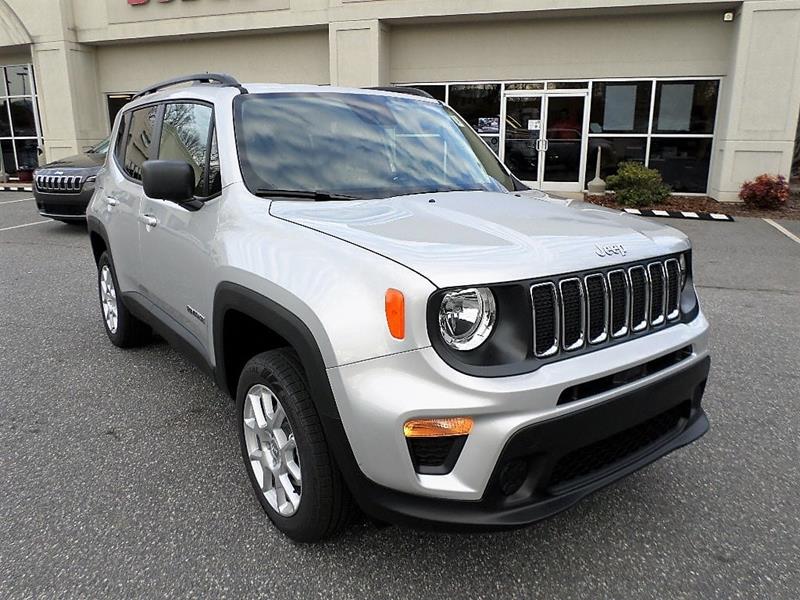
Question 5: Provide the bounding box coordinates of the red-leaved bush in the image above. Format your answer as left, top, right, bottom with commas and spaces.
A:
739, 174, 790, 209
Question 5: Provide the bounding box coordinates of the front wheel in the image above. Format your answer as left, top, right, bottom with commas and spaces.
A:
97, 251, 150, 347
236, 349, 355, 542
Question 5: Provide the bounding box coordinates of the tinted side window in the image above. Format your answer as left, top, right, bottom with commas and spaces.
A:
159, 103, 216, 196
124, 106, 158, 181
114, 112, 128, 165
208, 129, 221, 196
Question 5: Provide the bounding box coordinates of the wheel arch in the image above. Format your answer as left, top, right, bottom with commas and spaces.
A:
87, 215, 110, 265
212, 282, 341, 422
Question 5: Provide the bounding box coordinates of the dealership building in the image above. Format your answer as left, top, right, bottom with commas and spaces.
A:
0, 0, 798, 200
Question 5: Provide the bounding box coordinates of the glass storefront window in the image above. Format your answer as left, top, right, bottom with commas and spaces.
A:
0, 98, 9, 137
590, 81, 652, 134
5, 66, 32, 96
14, 139, 38, 170
653, 80, 719, 134
0, 140, 13, 173
505, 82, 544, 91
648, 138, 713, 193
0, 64, 41, 175
584, 137, 647, 184
399, 78, 720, 193
546, 82, 589, 90
410, 85, 446, 102
481, 135, 500, 155
10, 98, 36, 137
448, 84, 501, 132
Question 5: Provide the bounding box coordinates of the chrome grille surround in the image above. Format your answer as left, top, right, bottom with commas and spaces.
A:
628, 265, 649, 332
664, 258, 681, 321
648, 262, 667, 327
558, 277, 585, 352
530, 282, 559, 358
584, 273, 609, 345
35, 174, 84, 194
530, 256, 684, 361
607, 269, 630, 338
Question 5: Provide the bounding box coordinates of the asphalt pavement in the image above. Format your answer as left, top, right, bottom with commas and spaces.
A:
1, 194, 798, 599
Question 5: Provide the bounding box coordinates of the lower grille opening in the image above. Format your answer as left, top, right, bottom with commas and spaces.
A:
407, 436, 467, 475
547, 400, 691, 491
39, 201, 86, 216
557, 345, 693, 406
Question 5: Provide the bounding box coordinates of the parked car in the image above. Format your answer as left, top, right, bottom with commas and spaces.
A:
33, 139, 109, 223
87, 74, 711, 542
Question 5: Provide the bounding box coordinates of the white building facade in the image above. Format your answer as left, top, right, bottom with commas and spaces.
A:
0, 0, 798, 200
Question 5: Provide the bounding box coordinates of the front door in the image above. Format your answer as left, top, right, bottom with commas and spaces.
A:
138, 101, 221, 353
502, 92, 588, 192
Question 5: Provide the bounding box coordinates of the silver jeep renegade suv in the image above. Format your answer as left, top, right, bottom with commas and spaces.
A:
87, 74, 711, 542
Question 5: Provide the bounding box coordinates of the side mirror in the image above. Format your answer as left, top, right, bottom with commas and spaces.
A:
142, 160, 195, 204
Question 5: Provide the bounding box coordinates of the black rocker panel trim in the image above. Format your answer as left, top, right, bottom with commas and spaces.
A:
122, 291, 214, 377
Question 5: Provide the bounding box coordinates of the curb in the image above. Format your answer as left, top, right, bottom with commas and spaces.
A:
623, 208, 735, 222
0, 185, 33, 192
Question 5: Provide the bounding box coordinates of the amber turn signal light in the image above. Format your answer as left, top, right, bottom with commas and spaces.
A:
403, 417, 474, 438
385, 288, 405, 339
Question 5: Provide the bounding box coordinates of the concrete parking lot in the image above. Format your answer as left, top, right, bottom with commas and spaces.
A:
1, 192, 799, 599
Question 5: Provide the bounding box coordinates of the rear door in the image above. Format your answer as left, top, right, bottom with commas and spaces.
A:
104, 104, 159, 292
137, 101, 221, 353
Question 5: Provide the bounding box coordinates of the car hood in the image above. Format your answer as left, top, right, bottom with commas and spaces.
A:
37, 152, 105, 171
270, 191, 690, 288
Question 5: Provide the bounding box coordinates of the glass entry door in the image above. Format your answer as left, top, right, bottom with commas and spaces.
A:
502, 95, 544, 185
502, 92, 588, 192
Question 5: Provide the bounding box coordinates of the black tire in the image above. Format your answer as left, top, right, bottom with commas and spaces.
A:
236, 348, 355, 542
97, 251, 150, 348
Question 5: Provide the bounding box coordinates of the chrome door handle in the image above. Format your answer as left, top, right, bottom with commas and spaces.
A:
139, 214, 158, 228
535, 138, 542, 152
542, 139, 550, 152
106, 197, 118, 207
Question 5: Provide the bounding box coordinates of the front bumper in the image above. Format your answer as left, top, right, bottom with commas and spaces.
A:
326, 313, 710, 527
348, 357, 708, 529
33, 185, 94, 221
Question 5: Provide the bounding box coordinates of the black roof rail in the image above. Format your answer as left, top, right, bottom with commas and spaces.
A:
132, 73, 247, 100
365, 86, 436, 99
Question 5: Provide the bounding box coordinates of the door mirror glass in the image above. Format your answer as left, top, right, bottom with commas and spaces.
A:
142, 160, 195, 203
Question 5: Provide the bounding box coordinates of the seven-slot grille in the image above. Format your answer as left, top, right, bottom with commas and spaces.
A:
35, 174, 84, 193
530, 256, 683, 358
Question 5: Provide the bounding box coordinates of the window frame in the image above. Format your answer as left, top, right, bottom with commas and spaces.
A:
113, 99, 221, 200
114, 101, 163, 185
155, 99, 221, 201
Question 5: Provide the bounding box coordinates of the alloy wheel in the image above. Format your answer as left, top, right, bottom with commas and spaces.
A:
100, 265, 119, 334
243, 383, 302, 516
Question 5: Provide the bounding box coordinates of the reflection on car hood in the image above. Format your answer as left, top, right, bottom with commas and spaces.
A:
37, 152, 105, 171
270, 191, 690, 288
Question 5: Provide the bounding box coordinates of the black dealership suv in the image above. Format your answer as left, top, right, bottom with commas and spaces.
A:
33, 139, 109, 223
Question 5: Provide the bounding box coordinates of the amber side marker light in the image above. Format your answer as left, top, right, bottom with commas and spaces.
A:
385, 288, 405, 339
403, 417, 474, 438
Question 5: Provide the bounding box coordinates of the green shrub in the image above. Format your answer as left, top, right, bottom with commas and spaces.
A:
606, 161, 671, 207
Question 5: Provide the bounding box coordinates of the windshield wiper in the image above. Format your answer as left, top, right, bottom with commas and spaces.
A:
255, 189, 359, 201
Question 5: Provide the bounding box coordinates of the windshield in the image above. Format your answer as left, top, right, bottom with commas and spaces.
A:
442, 105, 516, 192
234, 92, 506, 199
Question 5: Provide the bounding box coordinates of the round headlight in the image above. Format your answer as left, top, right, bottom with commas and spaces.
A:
438, 287, 496, 351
